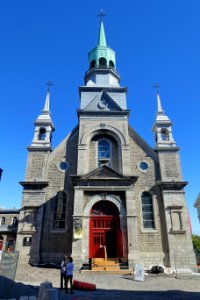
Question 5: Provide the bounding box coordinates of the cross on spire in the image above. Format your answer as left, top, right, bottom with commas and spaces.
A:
97, 9, 106, 21
153, 82, 160, 94
46, 80, 54, 93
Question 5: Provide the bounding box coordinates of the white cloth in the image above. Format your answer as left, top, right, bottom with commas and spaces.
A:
61, 260, 66, 273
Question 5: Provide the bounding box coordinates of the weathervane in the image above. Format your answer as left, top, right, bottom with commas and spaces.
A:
97, 9, 106, 21
46, 80, 54, 93
153, 82, 160, 94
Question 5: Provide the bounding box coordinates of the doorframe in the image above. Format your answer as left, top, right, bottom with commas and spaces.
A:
83, 194, 127, 260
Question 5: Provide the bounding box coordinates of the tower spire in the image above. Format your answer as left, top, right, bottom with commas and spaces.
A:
43, 91, 50, 113
156, 93, 164, 115
43, 81, 53, 113
97, 10, 107, 46
152, 86, 176, 148
30, 83, 55, 148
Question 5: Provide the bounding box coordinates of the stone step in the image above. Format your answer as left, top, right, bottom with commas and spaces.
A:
92, 260, 118, 265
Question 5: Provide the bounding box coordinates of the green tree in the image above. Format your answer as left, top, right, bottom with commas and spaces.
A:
192, 234, 200, 252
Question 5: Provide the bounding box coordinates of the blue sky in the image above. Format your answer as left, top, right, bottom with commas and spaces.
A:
0, 1, 199, 235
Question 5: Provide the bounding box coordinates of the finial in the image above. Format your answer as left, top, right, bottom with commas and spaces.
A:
46, 80, 54, 93
153, 82, 160, 94
97, 9, 106, 21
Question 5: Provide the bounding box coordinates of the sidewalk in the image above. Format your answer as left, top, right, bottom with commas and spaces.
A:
1, 266, 200, 300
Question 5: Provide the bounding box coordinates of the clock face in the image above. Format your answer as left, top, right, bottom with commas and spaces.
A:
98, 100, 107, 109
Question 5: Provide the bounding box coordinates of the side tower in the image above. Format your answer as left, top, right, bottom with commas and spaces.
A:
153, 91, 196, 272
16, 87, 54, 265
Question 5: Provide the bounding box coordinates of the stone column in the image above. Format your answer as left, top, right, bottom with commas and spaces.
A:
72, 188, 84, 267
126, 190, 139, 268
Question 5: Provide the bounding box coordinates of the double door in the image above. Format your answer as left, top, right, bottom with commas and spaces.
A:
89, 216, 122, 258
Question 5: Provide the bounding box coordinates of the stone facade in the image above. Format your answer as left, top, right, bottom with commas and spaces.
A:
15, 19, 196, 274
0, 209, 19, 252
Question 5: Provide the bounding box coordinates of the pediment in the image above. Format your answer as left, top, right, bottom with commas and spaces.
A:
82, 165, 124, 179
84, 91, 122, 112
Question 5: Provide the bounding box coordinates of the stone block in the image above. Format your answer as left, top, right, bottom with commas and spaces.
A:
42, 288, 58, 300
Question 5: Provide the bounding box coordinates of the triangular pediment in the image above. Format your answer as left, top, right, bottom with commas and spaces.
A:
82, 165, 124, 179
84, 91, 122, 112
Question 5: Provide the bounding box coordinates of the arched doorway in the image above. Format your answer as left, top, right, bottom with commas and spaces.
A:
89, 201, 123, 258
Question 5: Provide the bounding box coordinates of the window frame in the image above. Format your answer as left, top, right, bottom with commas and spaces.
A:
141, 192, 156, 231
38, 127, 46, 141
96, 138, 112, 168
52, 191, 68, 231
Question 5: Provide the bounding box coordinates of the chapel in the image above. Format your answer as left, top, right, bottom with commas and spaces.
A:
15, 17, 196, 272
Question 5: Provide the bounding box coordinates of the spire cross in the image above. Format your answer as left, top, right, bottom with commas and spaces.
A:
46, 80, 54, 93
153, 82, 160, 94
97, 9, 106, 21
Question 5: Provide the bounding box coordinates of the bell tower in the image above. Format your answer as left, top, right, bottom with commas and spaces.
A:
153, 88, 196, 272
16, 83, 54, 265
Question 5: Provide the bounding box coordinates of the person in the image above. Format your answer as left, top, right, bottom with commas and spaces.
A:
60, 256, 67, 290
66, 257, 74, 294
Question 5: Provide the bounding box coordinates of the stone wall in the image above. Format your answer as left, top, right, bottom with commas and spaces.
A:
39, 128, 79, 263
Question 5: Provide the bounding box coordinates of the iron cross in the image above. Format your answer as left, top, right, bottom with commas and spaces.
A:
46, 80, 54, 92
97, 9, 106, 21
153, 82, 160, 94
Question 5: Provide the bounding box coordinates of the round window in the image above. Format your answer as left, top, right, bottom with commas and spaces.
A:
139, 162, 148, 171
59, 161, 70, 171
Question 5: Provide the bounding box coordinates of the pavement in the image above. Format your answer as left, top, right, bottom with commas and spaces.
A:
0, 265, 200, 300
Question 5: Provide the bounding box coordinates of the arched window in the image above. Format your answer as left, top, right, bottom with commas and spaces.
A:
38, 127, 46, 140
90, 60, 96, 68
109, 60, 115, 68
53, 191, 67, 229
161, 128, 169, 141
1, 217, 5, 225
12, 217, 18, 227
141, 192, 155, 229
99, 57, 107, 67
98, 139, 111, 167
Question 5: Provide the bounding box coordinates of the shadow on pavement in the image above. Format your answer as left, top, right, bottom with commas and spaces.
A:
57, 289, 200, 300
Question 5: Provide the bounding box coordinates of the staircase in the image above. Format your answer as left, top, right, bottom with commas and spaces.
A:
92, 258, 120, 271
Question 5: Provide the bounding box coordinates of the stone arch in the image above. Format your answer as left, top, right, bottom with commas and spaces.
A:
84, 194, 126, 216
80, 124, 127, 146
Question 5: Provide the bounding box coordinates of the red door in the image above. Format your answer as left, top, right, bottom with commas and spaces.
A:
89, 201, 123, 258
0, 236, 3, 251
0, 240, 3, 251
90, 216, 113, 258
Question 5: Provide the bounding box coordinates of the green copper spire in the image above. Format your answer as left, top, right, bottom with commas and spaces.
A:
88, 13, 116, 70
98, 20, 107, 46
